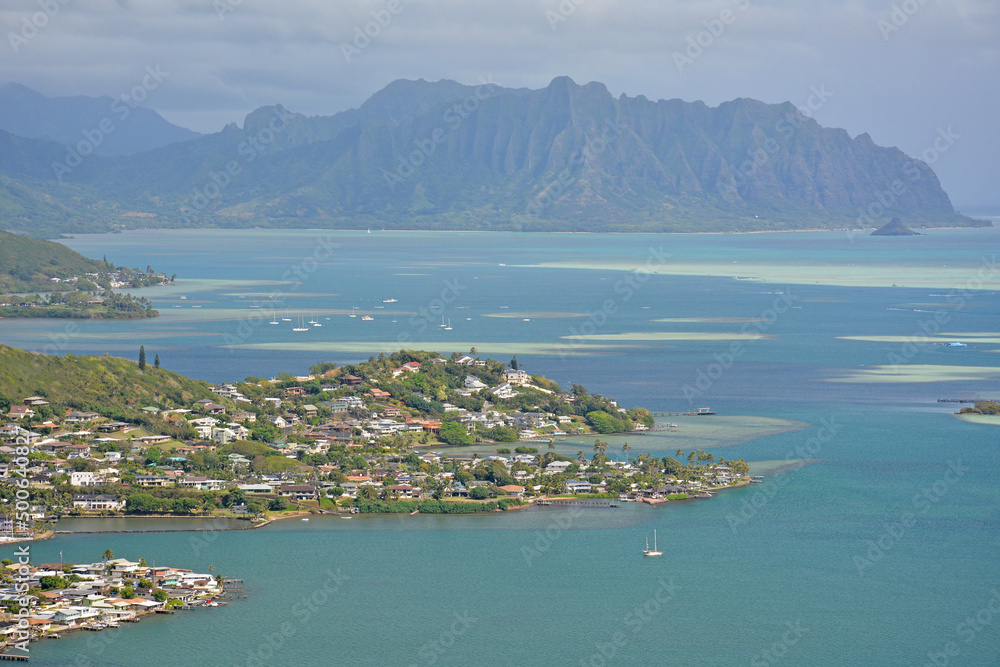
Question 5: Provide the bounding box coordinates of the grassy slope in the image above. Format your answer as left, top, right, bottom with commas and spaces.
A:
0, 345, 224, 416
0, 229, 106, 292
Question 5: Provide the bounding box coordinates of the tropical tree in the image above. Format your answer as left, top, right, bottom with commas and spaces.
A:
138, 346, 146, 370
154, 354, 160, 369
103, 549, 114, 563
622, 442, 630, 463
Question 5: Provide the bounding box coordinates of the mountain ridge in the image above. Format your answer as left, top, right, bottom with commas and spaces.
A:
0, 77, 985, 238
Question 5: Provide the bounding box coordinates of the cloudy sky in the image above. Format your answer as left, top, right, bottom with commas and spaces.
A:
2, 0, 996, 208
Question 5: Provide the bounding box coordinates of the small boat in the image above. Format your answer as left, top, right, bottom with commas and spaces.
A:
444, 319, 452, 331
439, 315, 447, 328
292, 317, 309, 332
349, 307, 357, 318
643, 529, 663, 557
382, 298, 397, 303
523, 318, 531, 322
301, 518, 309, 522
269, 310, 279, 325
362, 315, 373, 321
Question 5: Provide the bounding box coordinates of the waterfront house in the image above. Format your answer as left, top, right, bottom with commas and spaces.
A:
73, 495, 124, 511
279, 485, 318, 502
285, 386, 306, 397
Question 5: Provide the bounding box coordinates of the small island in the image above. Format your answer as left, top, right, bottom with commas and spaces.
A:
871, 217, 921, 236
956, 400, 1000, 426
1, 346, 753, 530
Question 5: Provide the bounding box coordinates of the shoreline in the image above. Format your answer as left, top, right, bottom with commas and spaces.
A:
52, 222, 994, 243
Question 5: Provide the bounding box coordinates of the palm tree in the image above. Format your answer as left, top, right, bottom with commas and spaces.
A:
622, 442, 630, 464
103, 549, 114, 563
547, 438, 555, 451
676, 448, 683, 458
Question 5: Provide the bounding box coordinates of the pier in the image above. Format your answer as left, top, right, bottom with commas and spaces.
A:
535, 499, 619, 508
0, 654, 28, 662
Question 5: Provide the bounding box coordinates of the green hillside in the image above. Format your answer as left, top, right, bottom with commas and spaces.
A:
0, 228, 108, 292
0, 345, 226, 420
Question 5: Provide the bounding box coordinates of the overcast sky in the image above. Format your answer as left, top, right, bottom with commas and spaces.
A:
1, 0, 996, 209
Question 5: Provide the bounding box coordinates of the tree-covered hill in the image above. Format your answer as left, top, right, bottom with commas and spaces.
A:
0, 345, 226, 420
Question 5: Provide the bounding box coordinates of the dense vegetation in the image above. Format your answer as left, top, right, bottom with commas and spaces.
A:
0, 345, 222, 424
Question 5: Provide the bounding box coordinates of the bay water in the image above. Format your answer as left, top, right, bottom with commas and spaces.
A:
4, 227, 1000, 665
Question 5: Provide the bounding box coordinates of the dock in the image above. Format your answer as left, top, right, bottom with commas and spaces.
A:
535, 499, 619, 508
0, 654, 28, 662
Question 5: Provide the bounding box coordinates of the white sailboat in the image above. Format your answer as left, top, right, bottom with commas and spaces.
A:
349, 306, 357, 318
281, 308, 292, 322
439, 315, 447, 328
269, 310, 279, 325
292, 317, 309, 332
643, 529, 662, 557
444, 319, 452, 331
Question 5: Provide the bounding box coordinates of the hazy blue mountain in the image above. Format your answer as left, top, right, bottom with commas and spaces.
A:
0, 83, 201, 156
0, 77, 983, 237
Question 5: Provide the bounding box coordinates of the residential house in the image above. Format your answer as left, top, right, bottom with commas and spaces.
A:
7, 405, 34, 420
73, 495, 124, 511
505, 368, 531, 386
279, 485, 318, 502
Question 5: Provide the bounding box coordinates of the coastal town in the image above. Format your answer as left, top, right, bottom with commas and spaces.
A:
1, 349, 751, 529
0, 552, 230, 651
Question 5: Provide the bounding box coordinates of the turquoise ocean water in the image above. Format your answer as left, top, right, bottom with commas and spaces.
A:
3, 227, 1000, 665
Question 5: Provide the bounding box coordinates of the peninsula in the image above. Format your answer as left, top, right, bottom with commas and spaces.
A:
0, 230, 171, 319
1, 346, 752, 529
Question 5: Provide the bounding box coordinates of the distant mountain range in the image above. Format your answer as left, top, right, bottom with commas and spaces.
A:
0, 83, 201, 156
0, 78, 984, 237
